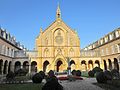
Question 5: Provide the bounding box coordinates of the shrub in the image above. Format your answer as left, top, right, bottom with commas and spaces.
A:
76, 70, 81, 76
92, 67, 103, 74
48, 70, 55, 77
15, 69, 28, 76
88, 70, 94, 77
71, 70, 76, 76
42, 77, 63, 90
32, 73, 43, 83
39, 71, 45, 79
111, 69, 119, 79
96, 71, 107, 83
104, 70, 112, 80
6, 71, 15, 80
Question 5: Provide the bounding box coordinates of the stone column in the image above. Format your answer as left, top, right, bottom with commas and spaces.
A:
6, 65, 8, 74
28, 62, 31, 74
21, 63, 23, 69
1, 65, 4, 75
112, 61, 114, 69
11, 61, 15, 72
86, 62, 89, 71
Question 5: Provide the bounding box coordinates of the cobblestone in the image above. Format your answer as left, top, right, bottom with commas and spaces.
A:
60, 78, 104, 90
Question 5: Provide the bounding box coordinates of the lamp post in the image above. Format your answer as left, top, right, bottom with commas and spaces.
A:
67, 57, 71, 75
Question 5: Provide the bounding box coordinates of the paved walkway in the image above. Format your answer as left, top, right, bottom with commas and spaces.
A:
60, 78, 104, 90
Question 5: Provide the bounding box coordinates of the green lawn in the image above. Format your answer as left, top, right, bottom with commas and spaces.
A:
0, 83, 43, 90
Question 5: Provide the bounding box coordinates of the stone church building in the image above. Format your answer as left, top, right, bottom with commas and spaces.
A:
27, 5, 115, 73
0, 5, 120, 75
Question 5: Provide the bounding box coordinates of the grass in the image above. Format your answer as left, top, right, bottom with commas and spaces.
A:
0, 83, 44, 90
81, 71, 89, 77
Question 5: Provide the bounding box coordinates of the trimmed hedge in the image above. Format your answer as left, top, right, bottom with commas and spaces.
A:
71, 70, 77, 76
6, 71, 15, 80
88, 70, 94, 77
92, 67, 103, 74
32, 73, 43, 83
76, 70, 81, 76
111, 69, 119, 79
15, 69, 28, 76
104, 70, 112, 80
96, 71, 107, 83
42, 77, 63, 90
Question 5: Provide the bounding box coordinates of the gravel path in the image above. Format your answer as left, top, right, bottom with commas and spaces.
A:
60, 78, 104, 90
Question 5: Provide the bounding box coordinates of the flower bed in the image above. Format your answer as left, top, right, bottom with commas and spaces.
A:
73, 76, 83, 80
58, 76, 69, 80
57, 75, 83, 80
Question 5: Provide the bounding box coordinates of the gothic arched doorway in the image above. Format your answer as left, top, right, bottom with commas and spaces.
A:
56, 60, 63, 72
43, 60, 49, 72
70, 60, 75, 71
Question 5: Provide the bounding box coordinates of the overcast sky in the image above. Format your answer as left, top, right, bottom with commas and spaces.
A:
0, 0, 120, 50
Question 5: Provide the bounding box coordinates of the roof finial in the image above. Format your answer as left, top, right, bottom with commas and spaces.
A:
56, 2, 61, 19
40, 27, 43, 34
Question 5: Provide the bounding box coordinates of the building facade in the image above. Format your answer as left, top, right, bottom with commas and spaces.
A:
28, 5, 120, 73
0, 28, 30, 75
0, 5, 120, 75
83, 28, 120, 71
28, 5, 81, 72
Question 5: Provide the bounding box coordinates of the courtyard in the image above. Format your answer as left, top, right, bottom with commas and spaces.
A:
0, 77, 120, 90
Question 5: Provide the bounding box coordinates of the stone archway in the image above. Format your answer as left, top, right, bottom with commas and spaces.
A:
95, 60, 100, 67
88, 60, 93, 70
43, 60, 49, 72
56, 59, 63, 72
23, 61, 29, 73
14, 61, 21, 72
108, 59, 112, 70
31, 61, 37, 72
8, 61, 12, 73
0, 60, 3, 74
103, 60, 107, 70
3, 60, 8, 74
81, 60, 87, 71
114, 58, 119, 70
70, 60, 75, 71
